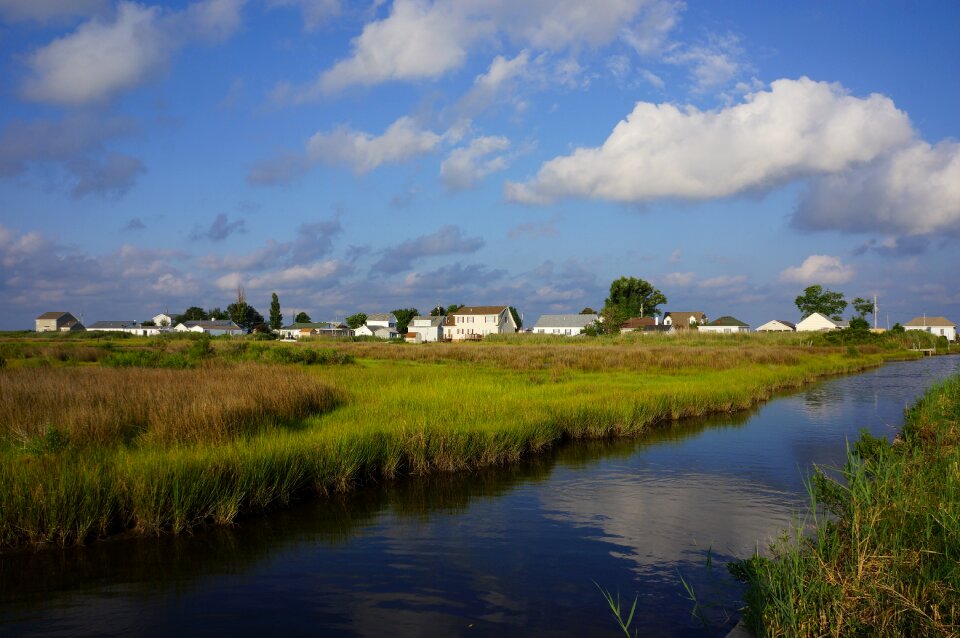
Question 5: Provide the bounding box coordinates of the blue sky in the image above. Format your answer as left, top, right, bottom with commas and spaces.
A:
1, 0, 958, 329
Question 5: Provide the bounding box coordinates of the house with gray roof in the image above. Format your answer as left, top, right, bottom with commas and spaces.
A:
699, 316, 750, 334
174, 320, 244, 336
533, 313, 598, 336
35, 311, 83, 332
407, 315, 445, 342
904, 316, 956, 341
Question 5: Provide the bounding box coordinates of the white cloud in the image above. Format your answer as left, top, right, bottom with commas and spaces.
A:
665, 33, 743, 93
620, 0, 684, 55
440, 136, 510, 190
779, 255, 854, 285
794, 140, 960, 237
662, 271, 694, 286
277, 0, 683, 100
506, 77, 914, 204
456, 51, 530, 116
307, 116, 443, 174
21, 0, 244, 106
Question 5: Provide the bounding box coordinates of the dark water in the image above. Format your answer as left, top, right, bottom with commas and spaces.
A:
2, 357, 958, 637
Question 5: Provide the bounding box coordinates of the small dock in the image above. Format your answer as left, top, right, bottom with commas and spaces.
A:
911, 347, 936, 356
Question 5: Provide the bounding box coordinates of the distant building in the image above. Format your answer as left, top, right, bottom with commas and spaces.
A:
904, 316, 957, 341
795, 313, 849, 332
533, 313, 598, 336
365, 313, 397, 329
756, 319, 796, 332
443, 306, 518, 341
407, 315, 444, 342
699, 316, 750, 334
88, 320, 167, 336
662, 311, 707, 329
620, 316, 658, 333
152, 313, 176, 327
35, 311, 83, 332
174, 320, 244, 336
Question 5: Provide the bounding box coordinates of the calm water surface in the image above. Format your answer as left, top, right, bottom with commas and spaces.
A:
2, 356, 958, 637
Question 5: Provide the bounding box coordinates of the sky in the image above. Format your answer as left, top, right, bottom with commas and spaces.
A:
1, 0, 958, 330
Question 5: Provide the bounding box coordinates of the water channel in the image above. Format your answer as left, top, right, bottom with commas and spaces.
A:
2, 356, 958, 637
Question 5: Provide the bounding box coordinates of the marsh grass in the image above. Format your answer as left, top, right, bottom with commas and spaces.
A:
730, 375, 960, 637
0, 338, 898, 549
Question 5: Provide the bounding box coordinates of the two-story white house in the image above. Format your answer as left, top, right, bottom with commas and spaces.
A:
533, 314, 598, 336
442, 306, 518, 341
796, 313, 848, 332
365, 313, 397, 329
904, 316, 956, 341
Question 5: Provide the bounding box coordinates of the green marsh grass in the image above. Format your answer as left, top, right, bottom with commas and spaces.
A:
0, 337, 909, 548
731, 374, 960, 637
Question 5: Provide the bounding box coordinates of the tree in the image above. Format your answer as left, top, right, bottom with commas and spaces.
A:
890, 322, 905, 334
795, 285, 847, 321
602, 277, 667, 331
849, 316, 870, 331
391, 308, 419, 334
207, 307, 229, 320
580, 307, 597, 315
294, 311, 312, 323
180, 306, 207, 322
509, 306, 522, 329
269, 292, 283, 331
446, 303, 464, 315
429, 306, 446, 317
852, 297, 873, 320
345, 313, 367, 330
227, 287, 263, 332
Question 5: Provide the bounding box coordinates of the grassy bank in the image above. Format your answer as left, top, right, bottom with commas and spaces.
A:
731, 374, 960, 636
0, 337, 914, 549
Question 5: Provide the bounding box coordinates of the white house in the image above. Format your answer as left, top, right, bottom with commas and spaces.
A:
35, 311, 83, 332
152, 313, 176, 327
373, 326, 399, 339
407, 315, 444, 342
278, 321, 348, 340
795, 313, 849, 332
904, 316, 957, 341
87, 320, 168, 336
699, 316, 750, 334
533, 314, 598, 336
443, 306, 518, 341
174, 320, 244, 336
756, 319, 796, 332
662, 311, 707, 329
365, 313, 397, 329
352, 324, 375, 337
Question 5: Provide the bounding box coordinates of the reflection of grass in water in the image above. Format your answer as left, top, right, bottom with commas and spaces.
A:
730, 374, 960, 637
0, 337, 890, 549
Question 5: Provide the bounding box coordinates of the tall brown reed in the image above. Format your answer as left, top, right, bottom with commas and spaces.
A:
0, 364, 341, 448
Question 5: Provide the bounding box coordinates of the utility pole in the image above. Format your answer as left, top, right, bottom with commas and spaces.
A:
873, 294, 878, 330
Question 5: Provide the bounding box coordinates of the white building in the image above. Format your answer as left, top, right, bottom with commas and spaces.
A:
756, 319, 796, 332
365, 313, 397, 329
904, 316, 957, 341
699, 316, 750, 334
87, 320, 168, 336
533, 314, 598, 336
443, 306, 518, 341
152, 313, 176, 327
795, 313, 849, 332
407, 316, 444, 342
174, 320, 244, 336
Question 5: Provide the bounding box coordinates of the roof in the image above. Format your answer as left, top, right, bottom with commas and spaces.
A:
183, 320, 242, 330
621, 316, 657, 330
410, 315, 444, 327
905, 316, 956, 327
36, 311, 73, 320
88, 320, 137, 329
281, 322, 330, 330
707, 316, 750, 327
772, 320, 796, 329
664, 311, 706, 324
452, 305, 508, 316
366, 313, 396, 322
534, 314, 597, 328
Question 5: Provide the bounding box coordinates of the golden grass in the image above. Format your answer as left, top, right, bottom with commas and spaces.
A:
0, 364, 342, 447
